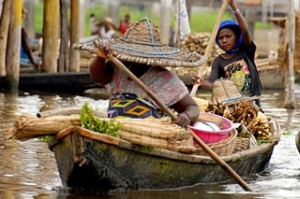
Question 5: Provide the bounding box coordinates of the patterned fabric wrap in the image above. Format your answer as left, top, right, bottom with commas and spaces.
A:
107, 66, 188, 108
107, 93, 165, 118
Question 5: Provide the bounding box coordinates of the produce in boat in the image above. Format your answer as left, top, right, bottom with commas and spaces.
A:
6, 102, 281, 191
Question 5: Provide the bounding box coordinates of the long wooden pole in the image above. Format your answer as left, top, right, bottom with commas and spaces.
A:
0, 0, 11, 76
190, 0, 228, 97
5, 0, 22, 92
284, 0, 296, 109
173, 0, 180, 47
69, 0, 80, 72
108, 55, 253, 192
58, 0, 69, 72
23, 0, 35, 39
42, 0, 59, 73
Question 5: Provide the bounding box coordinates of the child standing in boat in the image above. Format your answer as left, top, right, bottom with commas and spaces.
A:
193, 0, 263, 111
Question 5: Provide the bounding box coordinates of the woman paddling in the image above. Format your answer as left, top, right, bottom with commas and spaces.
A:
87, 18, 206, 128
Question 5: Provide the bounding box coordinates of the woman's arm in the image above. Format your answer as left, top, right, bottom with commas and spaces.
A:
89, 57, 114, 85
171, 94, 200, 128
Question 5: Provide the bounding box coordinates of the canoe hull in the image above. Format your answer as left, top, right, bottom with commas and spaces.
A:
50, 131, 277, 191
0, 72, 100, 92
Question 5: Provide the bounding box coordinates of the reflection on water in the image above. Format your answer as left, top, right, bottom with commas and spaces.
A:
0, 89, 300, 199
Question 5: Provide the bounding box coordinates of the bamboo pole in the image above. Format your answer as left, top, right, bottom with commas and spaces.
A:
69, 0, 80, 72
190, 0, 228, 97
23, 0, 35, 39
284, 0, 296, 109
108, 55, 253, 192
173, 0, 180, 47
0, 0, 11, 76
160, 0, 172, 45
42, 0, 59, 73
58, 0, 69, 72
5, 0, 22, 92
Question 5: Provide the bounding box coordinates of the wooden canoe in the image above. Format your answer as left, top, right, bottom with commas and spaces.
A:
296, 131, 300, 154
0, 71, 100, 92
47, 117, 281, 191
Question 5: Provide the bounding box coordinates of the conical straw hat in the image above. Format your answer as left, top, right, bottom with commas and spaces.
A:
74, 17, 206, 68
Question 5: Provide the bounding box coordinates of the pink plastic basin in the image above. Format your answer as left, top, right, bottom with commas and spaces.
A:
189, 113, 234, 144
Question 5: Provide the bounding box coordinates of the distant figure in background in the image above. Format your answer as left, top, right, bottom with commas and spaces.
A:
21, 8, 41, 70
119, 13, 131, 36
97, 17, 117, 39
89, 13, 100, 35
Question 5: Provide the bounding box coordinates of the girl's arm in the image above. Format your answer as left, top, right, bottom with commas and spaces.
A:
228, 0, 252, 45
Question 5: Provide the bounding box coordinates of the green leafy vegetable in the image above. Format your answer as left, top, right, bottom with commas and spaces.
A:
80, 102, 120, 137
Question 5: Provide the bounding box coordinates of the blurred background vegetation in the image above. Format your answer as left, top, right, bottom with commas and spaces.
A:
34, 1, 271, 37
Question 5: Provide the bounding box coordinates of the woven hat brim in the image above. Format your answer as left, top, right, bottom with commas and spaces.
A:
73, 38, 206, 68
111, 39, 205, 67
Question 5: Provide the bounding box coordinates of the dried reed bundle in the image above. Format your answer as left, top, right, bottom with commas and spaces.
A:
120, 123, 190, 140
119, 130, 195, 153
9, 114, 81, 140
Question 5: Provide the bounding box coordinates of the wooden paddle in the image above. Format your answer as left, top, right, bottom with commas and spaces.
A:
190, 0, 229, 97
108, 55, 253, 192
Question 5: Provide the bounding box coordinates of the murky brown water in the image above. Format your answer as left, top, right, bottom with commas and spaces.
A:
0, 88, 300, 199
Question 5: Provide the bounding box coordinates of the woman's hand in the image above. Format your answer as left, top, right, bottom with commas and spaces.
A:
95, 39, 112, 59
97, 50, 108, 59
175, 112, 191, 129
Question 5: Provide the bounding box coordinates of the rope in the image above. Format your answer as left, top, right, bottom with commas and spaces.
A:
112, 44, 180, 56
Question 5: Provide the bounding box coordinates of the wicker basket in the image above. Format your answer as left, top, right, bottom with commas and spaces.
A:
194, 129, 237, 156
233, 134, 258, 153
233, 137, 250, 153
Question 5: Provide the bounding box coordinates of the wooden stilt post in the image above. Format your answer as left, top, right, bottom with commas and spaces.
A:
42, 0, 59, 73
284, 0, 296, 109
0, 0, 11, 76
5, 0, 22, 92
69, 0, 80, 72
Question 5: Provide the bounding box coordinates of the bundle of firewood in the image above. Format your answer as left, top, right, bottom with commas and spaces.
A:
180, 32, 223, 66
205, 100, 271, 140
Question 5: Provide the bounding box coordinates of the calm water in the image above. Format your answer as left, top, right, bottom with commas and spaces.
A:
0, 88, 300, 199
